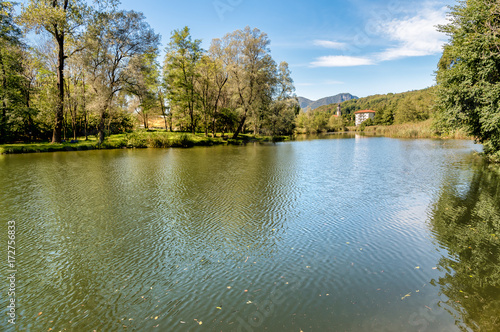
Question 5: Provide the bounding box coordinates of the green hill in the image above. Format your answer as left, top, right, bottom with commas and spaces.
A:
338, 87, 436, 125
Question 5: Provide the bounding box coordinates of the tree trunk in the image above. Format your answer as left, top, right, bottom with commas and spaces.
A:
52, 32, 65, 143
0, 51, 7, 144
190, 108, 195, 134
232, 113, 246, 139
83, 76, 88, 140
98, 107, 107, 144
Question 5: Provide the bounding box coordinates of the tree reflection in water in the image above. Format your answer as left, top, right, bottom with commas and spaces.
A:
429, 162, 500, 331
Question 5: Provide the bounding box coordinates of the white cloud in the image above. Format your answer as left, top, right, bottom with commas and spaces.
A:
376, 7, 448, 61
313, 40, 347, 49
311, 55, 374, 67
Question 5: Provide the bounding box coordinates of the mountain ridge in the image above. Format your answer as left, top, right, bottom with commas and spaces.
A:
298, 93, 358, 110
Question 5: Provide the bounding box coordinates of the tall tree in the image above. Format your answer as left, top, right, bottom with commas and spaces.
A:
128, 52, 161, 130
0, 1, 24, 143
265, 61, 299, 136
206, 39, 230, 137
20, 0, 89, 143
164, 26, 203, 134
219, 27, 276, 139
436, 0, 500, 161
83, 9, 159, 143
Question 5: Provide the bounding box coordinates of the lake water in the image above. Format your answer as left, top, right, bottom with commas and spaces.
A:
1, 135, 499, 331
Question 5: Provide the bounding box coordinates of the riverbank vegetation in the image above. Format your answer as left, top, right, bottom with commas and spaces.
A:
2, 0, 500, 161
0, 131, 290, 154
434, 0, 500, 163
295, 88, 437, 134
0, 0, 299, 148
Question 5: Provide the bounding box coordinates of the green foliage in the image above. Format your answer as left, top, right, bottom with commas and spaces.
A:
164, 26, 203, 134
295, 88, 435, 134
0, 1, 27, 143
436, 0, 500, 161
340, 88, 435, 125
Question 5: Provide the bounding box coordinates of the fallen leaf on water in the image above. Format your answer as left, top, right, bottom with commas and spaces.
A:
180, 321, 186, 324
415, 266, 420, 269
401, 292, 411, 300
155, 316, 158, 320
38, 312, 42, 316
216, 307, 222, 310
425, 305, 432, 310
432, 267, 437, 270
198, 321, 203, 325
246, 301, 253, 304
227, 286, 231, 289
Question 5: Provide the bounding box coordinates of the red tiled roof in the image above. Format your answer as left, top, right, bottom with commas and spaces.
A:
354, 110, 376, 114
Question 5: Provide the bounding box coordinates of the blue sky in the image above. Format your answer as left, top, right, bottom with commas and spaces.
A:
36, 0, 457, 100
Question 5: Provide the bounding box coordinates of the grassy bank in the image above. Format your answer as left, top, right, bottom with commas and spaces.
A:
0, 131, 291, 155
348, 120, 470, 139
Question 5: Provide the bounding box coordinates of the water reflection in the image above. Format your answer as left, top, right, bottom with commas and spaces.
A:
429, 161, 500, 331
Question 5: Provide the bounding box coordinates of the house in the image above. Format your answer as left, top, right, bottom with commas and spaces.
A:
354, 110, 376, 126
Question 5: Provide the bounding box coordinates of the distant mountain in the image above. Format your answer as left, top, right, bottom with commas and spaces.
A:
298, 93, 358, 110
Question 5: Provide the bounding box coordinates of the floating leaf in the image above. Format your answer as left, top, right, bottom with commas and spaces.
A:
198, 321, 203, 325
38, 312, 43, 316
401, 292, 411, 300
216, 307, 222, 310
155, 316, 158, 320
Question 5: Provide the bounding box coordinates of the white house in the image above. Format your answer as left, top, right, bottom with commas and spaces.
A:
355, 110, 376, 126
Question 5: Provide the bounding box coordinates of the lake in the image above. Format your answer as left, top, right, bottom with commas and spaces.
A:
1, 135, 499, 331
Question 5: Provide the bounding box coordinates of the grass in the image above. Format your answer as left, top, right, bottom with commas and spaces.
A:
0, 131, 292, 155
349, 119, 470, 139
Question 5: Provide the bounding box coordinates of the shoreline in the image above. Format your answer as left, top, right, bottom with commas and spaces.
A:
0, 121, 472, 155
0, 132, 292, 155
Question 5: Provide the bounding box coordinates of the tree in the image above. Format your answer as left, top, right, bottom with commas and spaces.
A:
164, 26, 203, 134
219, 27, 276, 139
128, 52, 161, 130
436, 0, 500, 161
19, 0, 90, 143
264, 61, 298, 136
0, 1, 25, 143
83, 9, 159, 143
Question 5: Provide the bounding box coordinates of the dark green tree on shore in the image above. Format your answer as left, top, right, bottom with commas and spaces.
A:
436, 0, 500, 162
0, 1, 25, 143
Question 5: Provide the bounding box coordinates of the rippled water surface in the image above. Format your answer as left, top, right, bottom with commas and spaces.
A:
1, 136, 499, 331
